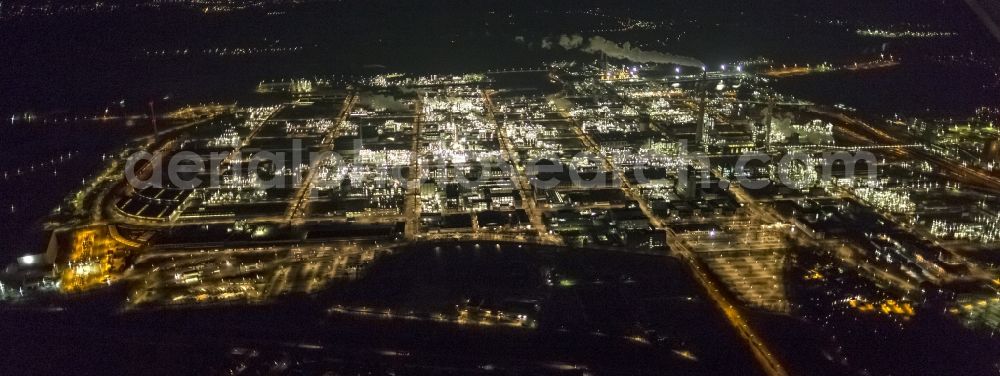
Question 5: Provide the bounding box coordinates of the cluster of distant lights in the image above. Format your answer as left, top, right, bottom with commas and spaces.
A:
356, 149, 411, 166
129, 243, 380, 306
928, 217, 1000, 244
141, 46, 305, 58
0, 0, 309, 19
423, 94, 485, 115
588, 17, 661, 33
789, 120, 836, 144
285, 118, 334, 135
728, 57, 772, 67
204, 188, 267, 205
334, 166, 409, 194
221, 172, 265, 189
663, 65, 744, 75
604, 146, 688, 170
206, 107, 277, 148
503, 117, 563, 152
0, 1, 120, 19
856, 29, 957, 38
852, 186, 916, 214
581, 117, 641, 133
208, 126, 242, 148
418, 91, 515, 213
369, 74, 488, 88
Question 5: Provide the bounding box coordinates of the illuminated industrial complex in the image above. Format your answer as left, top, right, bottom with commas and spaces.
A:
2, 56, 999, 373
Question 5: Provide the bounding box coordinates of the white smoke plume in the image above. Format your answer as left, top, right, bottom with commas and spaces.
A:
544, 34, 703, 67
363, 94, 408, 112
558, 34, 585, 49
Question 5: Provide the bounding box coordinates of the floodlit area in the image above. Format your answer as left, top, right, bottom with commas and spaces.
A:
5, 58, 1000, 376
15, 62, 999, 334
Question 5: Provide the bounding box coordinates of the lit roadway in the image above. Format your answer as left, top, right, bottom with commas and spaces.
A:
555, 107, 665, 230
287, 93, 358, 223
666, 229, 788, 376
699, 184, 791, 376
553, 97, 788, 376
628, 75, 788, 375
403, 96, 424, 240
483, 90, 564, 246
221, 106, 282, 167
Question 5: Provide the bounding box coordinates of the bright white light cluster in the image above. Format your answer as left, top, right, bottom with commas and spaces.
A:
357, 149, 411, 166
773, 159, 820, 190
285, 119, 335, 135
423, 95, 483, 114
854, 186, 916, 213
222, 173, 261, 189
339, 120, 359, 137
208, 126, 241, 148
504, 120, 559, 149
246, 106, 281, 123
581, 117, 640, 133
788, 120, 835, 145
205, 189, 267, 205
929, 215, 1000, 244
857, 29, 956, 38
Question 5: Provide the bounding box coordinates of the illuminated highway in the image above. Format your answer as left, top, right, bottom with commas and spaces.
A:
483, 90, 564, 245
554, 92, 789, 376
403, 96, 425, 241
287, 93, 358, 222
